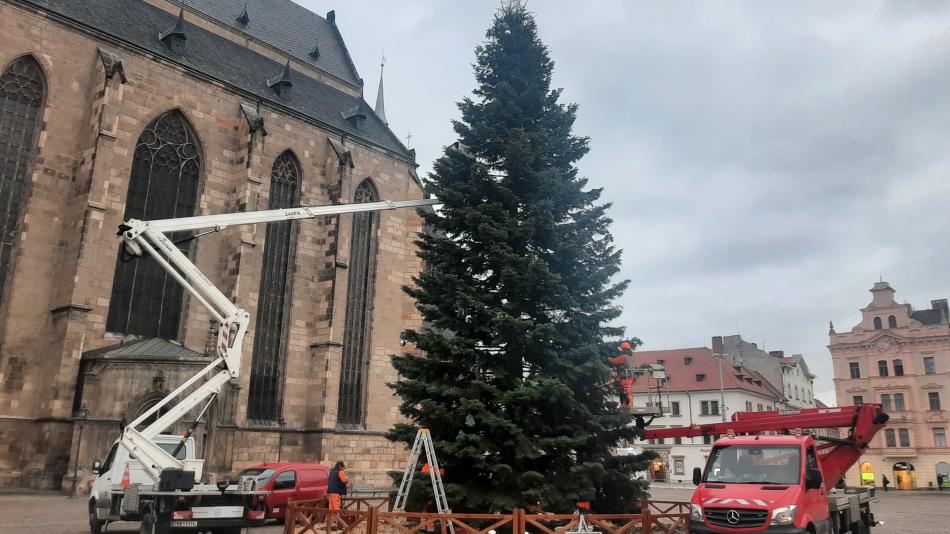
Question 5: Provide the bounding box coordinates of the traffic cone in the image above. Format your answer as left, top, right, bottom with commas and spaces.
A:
120, 462, 131, 489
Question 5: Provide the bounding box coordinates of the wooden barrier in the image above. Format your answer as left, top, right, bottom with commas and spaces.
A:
285, 502, 690, 534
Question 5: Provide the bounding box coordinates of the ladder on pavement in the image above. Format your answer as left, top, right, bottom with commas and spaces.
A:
393, 429, 455, 534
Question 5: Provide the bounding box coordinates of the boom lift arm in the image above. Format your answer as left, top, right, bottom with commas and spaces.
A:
117, 198, 438, 483
641, 404, 888, 488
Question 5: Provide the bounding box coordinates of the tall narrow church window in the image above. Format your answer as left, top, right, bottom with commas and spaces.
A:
338, 179, 379, 425
106, 110, 201, 339
0, 56, 45, 305
247, 151, 300, 421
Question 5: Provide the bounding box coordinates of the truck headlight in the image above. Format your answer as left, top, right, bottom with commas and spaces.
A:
690, 503, 703, 521
770, 505, 798, 525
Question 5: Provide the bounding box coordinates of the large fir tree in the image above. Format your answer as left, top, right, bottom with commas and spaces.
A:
389, 2, 653, 514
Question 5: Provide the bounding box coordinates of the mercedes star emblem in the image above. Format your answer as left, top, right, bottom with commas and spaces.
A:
726, 510, 741, 524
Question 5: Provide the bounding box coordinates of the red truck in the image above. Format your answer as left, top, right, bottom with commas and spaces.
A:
640, 404, 888, 534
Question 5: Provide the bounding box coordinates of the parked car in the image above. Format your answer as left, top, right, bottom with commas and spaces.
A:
236, 462, 329, 520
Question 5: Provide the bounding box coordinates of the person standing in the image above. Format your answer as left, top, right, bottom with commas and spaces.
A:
328, 461, 349, 510
881, 474, 889, 492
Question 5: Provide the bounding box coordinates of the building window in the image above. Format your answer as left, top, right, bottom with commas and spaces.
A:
881, 394, 892, 413
674, 457, 685, 475
929, 392, 942, 411
873, 317, 883, 330
247, 151, 300, 421
0, 56, 46, 306
924, 356, 936, 375
849, 362, 861, 378
898, 428, 911, 448
107, 110, 201, 339
878, 360, 889, 377
935, 428, 948, 448
887, 315, 897, 328
884, 429, 896, 447
674, 437, 682, 445
670, 401, 680, 416
701, 400, 719, 416
703, 435, 712, 444
338, 179, 380, 425
757, 403, 764, 411
893, 359, 904, 377
853, 395, 864, 405
745, 401, 752, 412
894, 393, 906, 412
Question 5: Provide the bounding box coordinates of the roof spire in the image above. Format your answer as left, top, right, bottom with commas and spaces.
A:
159, 4, 188, 53
374, 52, 387, 125
267, 60, 293, 97
236, 2, 249, 25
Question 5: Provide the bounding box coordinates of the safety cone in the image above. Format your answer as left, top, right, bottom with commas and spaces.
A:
120, 462, 131, 489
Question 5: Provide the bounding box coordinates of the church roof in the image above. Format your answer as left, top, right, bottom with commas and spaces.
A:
186, 0, 361, 87
82, 338, 205, 361
25, 0, 411, 159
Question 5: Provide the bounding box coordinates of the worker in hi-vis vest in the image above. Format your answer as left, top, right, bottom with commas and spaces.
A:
608, 341, 636, 407
328, 461, 348, 510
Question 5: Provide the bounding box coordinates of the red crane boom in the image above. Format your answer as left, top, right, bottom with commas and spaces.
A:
641, 404, 888, 488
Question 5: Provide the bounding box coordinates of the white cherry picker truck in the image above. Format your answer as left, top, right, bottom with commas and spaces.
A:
88, 197, 437, 534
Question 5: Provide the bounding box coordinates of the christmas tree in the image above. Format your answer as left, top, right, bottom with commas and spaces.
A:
389, 2, 653, 513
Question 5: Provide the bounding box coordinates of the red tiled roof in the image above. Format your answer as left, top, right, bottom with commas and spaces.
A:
634, 347, 782, 399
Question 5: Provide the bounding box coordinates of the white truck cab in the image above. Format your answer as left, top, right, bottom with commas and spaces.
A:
88, 435, 195, 532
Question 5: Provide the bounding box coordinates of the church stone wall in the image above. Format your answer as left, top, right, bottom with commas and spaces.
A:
0, 0, 423, 491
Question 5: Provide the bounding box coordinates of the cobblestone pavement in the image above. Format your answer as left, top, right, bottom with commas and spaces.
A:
1, 486, 948, 534
648, 485, 950, 534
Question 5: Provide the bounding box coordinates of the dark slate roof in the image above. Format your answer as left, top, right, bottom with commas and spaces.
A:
911, 308, 945, 325
186, 0, 361, 87
82, 338, 205, 361
24, 0, 410, 159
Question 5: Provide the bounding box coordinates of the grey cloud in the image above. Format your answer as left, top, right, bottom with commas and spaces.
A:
310, 0, 950, 406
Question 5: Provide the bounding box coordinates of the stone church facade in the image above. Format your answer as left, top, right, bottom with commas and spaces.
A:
0, 0, 426, 492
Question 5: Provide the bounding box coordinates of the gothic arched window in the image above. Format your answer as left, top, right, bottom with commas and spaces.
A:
338, 179, 379, 425
106, 110, 201, 339
247, 151, 300, 421
0, 56, 46, 305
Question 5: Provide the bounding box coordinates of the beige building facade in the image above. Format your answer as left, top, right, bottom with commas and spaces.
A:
830, 281, 950, 489
0, 0, 424, 492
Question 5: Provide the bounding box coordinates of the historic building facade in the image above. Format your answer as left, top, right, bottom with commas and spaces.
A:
830, 281, 950, 489
0, 0, 426, 492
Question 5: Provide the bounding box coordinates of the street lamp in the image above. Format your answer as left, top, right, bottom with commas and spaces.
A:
712, 353, 728, 423
70, 405, 91, 497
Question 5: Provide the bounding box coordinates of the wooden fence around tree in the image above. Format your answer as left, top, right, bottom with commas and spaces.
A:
285, 500, 690, 534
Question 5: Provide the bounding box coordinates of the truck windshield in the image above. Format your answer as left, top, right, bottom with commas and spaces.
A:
157, 442, 188, 460
237, 468, 277, 487
705, 445, 801, 485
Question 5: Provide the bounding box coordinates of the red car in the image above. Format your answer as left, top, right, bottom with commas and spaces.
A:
237, 462, 329, 520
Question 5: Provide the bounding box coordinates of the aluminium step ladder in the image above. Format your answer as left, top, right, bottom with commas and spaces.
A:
393, 428, 455, 534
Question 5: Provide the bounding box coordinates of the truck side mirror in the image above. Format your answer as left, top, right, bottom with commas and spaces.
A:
806, 469, 823, 490
692, 467, 702, 486
92, 460, 101, 475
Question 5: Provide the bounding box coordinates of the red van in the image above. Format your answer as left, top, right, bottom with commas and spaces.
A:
236, 462, 330, 520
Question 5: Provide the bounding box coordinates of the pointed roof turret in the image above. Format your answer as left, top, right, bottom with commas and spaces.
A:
374, 53, 387, 125
829, 321, 835, 335
159, 5, 187, 53
267, 60, 293, 97
236, 2, 249, 25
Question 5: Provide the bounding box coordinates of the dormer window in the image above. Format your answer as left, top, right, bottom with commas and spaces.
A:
684, 357, 693, 365
159, 7, 187, 54
696, 373, 706, 382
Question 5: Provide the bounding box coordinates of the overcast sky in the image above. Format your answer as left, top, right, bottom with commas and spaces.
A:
307, 1, 950, 405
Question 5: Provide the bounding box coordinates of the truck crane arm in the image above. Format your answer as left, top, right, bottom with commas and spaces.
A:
116, 198, 438, 485
642, 404, 889, 488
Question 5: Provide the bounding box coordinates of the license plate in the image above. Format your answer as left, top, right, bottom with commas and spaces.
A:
170, 520, 198, 528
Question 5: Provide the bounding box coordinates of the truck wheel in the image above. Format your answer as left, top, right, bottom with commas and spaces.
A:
140, 510, 173, 534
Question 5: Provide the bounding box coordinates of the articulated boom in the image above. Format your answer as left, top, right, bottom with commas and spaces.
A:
642, 404, 889, 488
116, 198, 438, 483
